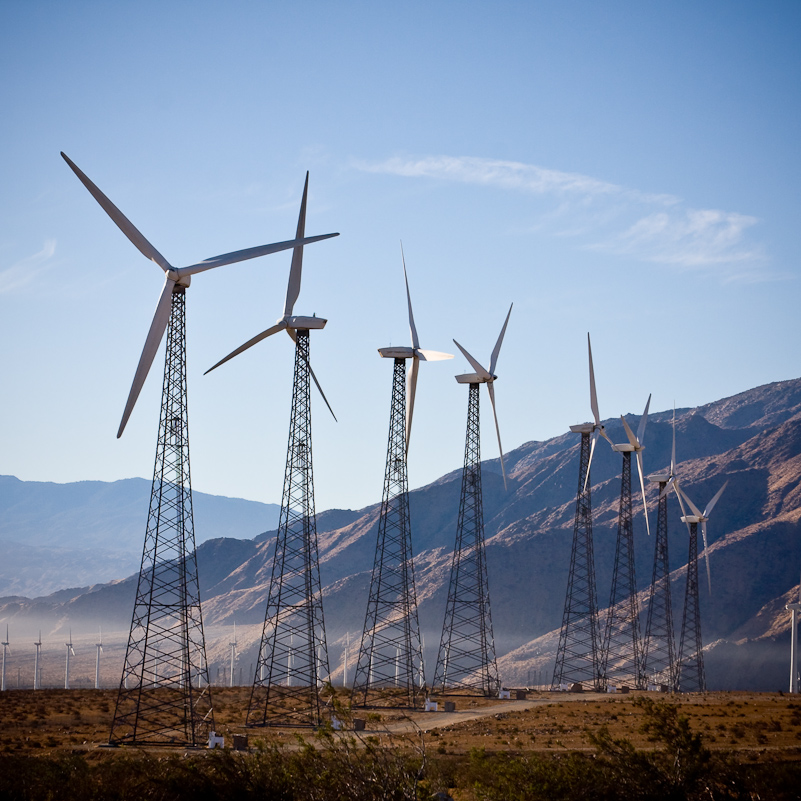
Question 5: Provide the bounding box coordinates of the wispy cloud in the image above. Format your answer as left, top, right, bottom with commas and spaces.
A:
354, 155, 768, 279
0, 240, 56, 294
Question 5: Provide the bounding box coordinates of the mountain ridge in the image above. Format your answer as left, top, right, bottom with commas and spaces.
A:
2, 376, 799, 690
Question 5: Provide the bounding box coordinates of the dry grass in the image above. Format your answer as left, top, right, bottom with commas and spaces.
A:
2, 687, 801, 763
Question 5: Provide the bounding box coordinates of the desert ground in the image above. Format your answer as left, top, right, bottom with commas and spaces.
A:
2, 686, 801, 761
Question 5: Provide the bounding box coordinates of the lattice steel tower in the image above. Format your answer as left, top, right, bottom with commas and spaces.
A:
432, 307, 511, 696
111, 288, 214, 746
247, 329, 331, 727
553, 335, 609, 691
673, 480, 727, 693
601, 451, 643, 688
353, 357, 426, 708
601, 397, 651, 689
676, 521, 705, 692
552, 428, 601, 690
353, 251, 452, 708
205, 172, 338, 727
642, 414, 678, 690
432, 384, 500, 696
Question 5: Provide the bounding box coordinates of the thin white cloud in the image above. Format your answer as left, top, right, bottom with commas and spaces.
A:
598, 208, 762, 267
0, 240, 57, 294
354, 154, 768, 278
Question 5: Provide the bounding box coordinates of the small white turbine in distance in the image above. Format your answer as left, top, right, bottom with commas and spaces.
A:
61, 154, 339, 436
452, 303, 513, 488
95, 628, 103, 690
34, 631, 42, 691
65, 630, 75, 690
229, 622, 238, 688
675, 481, 729, 593
614, 394, 652, 537
1, 625, 10, 692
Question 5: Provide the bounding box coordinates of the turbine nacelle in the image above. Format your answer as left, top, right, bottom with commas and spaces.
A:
378, 346, 415, 359
455, 372, 496, 384
569, 423, 595, 435
165, 269, 191, 288
285, 315, 327, 330
648, 471, 671, 483
613, 443, 639, 453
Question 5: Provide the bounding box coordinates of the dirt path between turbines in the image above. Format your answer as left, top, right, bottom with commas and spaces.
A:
379, 694, 607, 734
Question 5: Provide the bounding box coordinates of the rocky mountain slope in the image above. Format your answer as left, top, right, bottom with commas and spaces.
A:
2, 377, 799, 690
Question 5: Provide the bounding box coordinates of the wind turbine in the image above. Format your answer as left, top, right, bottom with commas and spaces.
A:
673, 480, 728, 692
2, 626, 9, 692
553, 333, 610, 691
206, 173, 335, 728
63, 154, 337, 746
34, 631, 41, 691
65, 630, 75, 690
352, 246, 453, 710
229, 623, 238, 688
432, 305, 512, 697
642, 408, 678, 690
95, 628, 103, 690
601, 395, 651, 690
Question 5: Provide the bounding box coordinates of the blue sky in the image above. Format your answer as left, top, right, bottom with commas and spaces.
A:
1, 1, 799, 515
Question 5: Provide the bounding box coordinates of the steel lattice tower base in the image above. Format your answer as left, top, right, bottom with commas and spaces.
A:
552, 430, 601, 690
642, 481, 677, 689
110, 287, 214, 747
433, 383, 500, 697
601, 451, 643, 689
246, 329, 330, 728
352, 358, 425, 709
677, 522, 705, 692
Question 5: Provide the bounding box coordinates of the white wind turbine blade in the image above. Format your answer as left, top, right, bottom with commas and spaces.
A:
678, 485, 703, 519
583, 430, 598, 493
658, 476, 676, 501
703, 480, 729, 519
308, 361, 337, 422
489, 303, 513, 376
621, 415, 639, 449
180, 233, 338, 278
118, 276, 176, 438
670, 405, 676, 476
487, 381, 507, 490
673, 481, 693, 537
453, 340, 492, 381
401, 243, 420, 350
61, 153, 172, 272
204, 321, 287, 375
285, 328, 337, 421
588, 333, 600, 425
701, 521, 713, 594
415, 349, 453, 361
637, 394, 651, 446
284, 172, 308, 318
405, 355, 419, 455
636, 450, 651, 537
